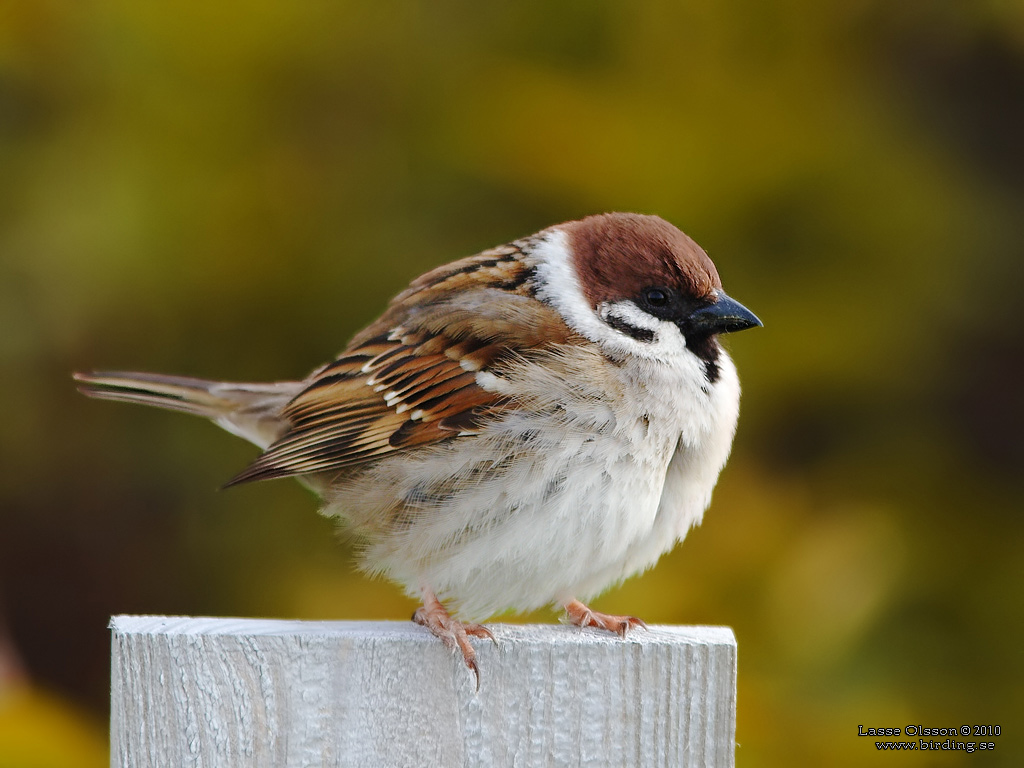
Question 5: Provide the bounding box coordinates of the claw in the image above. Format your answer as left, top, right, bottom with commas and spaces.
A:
563, 599, 647, 637
466, 623, 498, 646
466, 657, 481, 692
413, 589, 493, 689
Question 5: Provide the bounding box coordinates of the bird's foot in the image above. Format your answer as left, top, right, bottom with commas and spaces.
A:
562, 599, 647, 638
413, 590, 495, 690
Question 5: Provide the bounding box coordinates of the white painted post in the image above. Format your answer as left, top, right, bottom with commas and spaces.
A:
110, 616, 736, 768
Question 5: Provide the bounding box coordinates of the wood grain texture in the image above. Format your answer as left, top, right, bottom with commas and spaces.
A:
110, 616, 736, 768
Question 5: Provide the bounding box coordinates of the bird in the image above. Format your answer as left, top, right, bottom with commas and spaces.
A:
75, 212, 761, 684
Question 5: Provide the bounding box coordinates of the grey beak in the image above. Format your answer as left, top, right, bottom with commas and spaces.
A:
683, 293, 762, 336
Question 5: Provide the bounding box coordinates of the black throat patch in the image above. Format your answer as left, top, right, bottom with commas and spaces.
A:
686, 334, 722, 383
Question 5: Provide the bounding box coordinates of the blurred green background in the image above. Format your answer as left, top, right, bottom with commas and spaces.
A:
2, 1, 1022, 766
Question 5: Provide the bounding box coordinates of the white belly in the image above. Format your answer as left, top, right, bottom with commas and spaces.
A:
323, 347, 741, 621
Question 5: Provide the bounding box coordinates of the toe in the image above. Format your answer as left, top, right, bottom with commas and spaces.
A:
464, 623, 497, 645
563, 599, 647, 637
414, 590, 492, 687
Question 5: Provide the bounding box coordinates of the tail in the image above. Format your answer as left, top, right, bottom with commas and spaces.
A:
73, 371, 301, 449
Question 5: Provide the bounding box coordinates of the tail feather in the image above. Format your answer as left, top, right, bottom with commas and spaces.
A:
74, 371, 301, 449
74, 371, 240, 418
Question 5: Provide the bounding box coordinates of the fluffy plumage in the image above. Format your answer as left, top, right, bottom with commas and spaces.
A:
75, 212, 760, 680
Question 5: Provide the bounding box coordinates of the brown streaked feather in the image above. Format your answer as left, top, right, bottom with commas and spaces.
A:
226, 250, 579, 486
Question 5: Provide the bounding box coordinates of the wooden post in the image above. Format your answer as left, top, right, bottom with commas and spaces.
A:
110, 616, 736, 767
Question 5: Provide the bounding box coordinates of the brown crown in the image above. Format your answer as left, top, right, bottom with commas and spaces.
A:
563, 213, 721, 308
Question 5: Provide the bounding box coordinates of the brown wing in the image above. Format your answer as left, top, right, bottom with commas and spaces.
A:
226, 244, 574, 485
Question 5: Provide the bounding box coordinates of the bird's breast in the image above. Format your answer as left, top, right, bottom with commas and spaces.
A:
323, 345, 736, 619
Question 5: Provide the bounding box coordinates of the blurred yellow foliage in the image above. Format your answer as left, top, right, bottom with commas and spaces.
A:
1, 1, 1022, 765
0, 687, 106, 768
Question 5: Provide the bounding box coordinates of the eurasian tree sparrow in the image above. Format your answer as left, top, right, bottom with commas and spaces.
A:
76, 212, 760, 682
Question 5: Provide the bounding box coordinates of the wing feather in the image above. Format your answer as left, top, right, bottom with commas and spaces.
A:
226, 245, 578, 486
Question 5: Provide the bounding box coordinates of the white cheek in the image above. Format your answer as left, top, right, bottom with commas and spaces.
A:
531, 230, 691, 361
531, 229, 603, 338
597, 300, 690, 361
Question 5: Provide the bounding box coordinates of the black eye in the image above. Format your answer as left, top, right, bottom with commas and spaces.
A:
643, 287, 670, 307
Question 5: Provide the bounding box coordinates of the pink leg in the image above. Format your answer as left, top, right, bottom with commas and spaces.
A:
563, 599, 647, 638
413, 589, 495, 689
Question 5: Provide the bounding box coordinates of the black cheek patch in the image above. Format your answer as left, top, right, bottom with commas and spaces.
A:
605, 314, 656, 343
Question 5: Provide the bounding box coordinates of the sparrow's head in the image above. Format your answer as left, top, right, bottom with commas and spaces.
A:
533, 212, 761, 378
